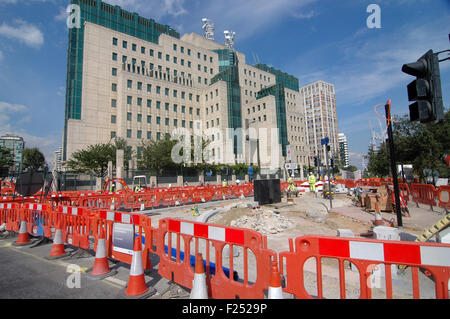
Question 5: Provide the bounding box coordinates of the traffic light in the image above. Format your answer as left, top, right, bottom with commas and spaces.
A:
313, 156, 318, 167
401, 49, 444, 123
330, 158, 334, 168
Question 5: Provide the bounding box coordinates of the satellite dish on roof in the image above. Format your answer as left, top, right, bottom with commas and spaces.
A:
15, 172, 45, 197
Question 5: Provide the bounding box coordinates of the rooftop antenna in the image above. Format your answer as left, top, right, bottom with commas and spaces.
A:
202, 18, 215, 41
224, 30, 236, 50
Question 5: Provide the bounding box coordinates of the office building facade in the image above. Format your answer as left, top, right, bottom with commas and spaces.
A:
0, 134, 25, 173
300, 80, 339, 167
63, 0, 309, 174
338, 133, 349, 168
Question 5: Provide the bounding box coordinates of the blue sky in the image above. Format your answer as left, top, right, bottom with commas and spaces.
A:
0, 0, 449, 169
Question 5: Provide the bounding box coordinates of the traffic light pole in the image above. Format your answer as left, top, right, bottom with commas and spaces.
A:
385, 100, 403, 229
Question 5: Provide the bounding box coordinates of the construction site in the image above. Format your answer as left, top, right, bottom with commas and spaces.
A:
0, 177, 448, 300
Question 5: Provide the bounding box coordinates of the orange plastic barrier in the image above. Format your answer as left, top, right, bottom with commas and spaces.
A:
279, 235, 450, 299
437, 185, 450, 211
56, 206, 93, 249
1, 203, 20, 232
22, 203, 53, 238
155, 217, 276, 299
398, 183, 411, 202
91, 210, 154, 270
410, 184, 437, 208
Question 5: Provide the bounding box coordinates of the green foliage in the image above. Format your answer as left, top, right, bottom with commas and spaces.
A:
22, 148, 46, 172
137, 137, 179, 174
66, 143, 115, 177
366, 109, 450, 178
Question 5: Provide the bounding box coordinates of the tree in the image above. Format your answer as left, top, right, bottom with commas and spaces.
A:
138, 137, 179, 174
66, 143, 116, 177
22, 147, 46, 172
366, 109, 450, 178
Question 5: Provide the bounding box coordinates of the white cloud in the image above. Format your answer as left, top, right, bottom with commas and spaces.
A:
295, 14, 450, 107
0, 101, 59, 165
0, 20, 44, 48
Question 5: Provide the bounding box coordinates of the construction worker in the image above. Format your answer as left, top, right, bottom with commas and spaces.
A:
192, 206, 200, 216
287, 174, 293, 185
222, 179, 228, 187
308, 172, 317, 193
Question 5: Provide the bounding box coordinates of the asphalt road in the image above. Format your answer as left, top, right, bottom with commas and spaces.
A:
0, 243, 122, 299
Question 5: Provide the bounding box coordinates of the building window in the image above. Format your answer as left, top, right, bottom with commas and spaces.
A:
173, 104, 177, 112
156, 101, 161, 109
132, 43, 136, 51
187, 48, 191, 55
149, 49, 154, 56
111, 131, 116, 138
173, 90, 177, 98
137, 82, 142, 90
166, 54, 170, 62
137, 98, 142, 106
173, 119, 178, 127
157, 132, 161, 140
111, 99, 116, 107
122, 41, 127, 49
147, 131, 152, 139
147, 115, 151, 123
147, 84, 151, 92
113, 37, 118, 46
127, 96, 132, 104
173, 57, 177, 64
147, 99, 151, 107
141, 46, 145, 54
127, 80, 132, 89
165, 103, 169, 111
165, 88, 169, 96
137, 130, 142, 139
165, 118, 169, 126
127, 129, 132, 138
156, 117, 161, 124
112, 52, 117, 61
173, 44, 177, 51
112, 83, 117, 92
111, 115, 116, 123
158, 52, 162, 59
127, 112, 132, 121
181, 105, 185, 113
180, 46, 184, 53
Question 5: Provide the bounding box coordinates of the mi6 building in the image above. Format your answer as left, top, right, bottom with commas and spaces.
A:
63, 0, 309, 175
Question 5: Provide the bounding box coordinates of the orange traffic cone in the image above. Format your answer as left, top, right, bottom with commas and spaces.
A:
190, 253, 208, 299
14, 220, 32, 246
46, 219, 69, 260
374, 203, 384, 226
87, 226, 117, 280
268, 261, 283, 299
124, 236, 156, 298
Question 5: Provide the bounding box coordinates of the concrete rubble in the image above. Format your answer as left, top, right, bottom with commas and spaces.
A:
230, 209, 295, 235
